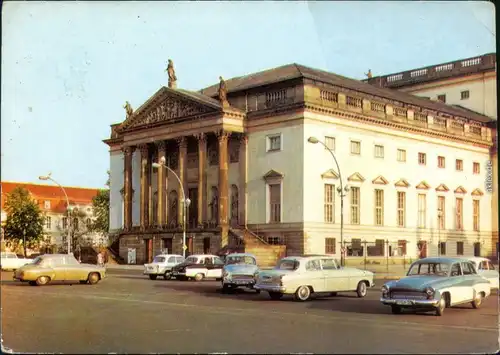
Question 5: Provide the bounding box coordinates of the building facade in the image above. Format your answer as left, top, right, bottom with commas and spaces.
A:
1, 182, 104, 252
105, 59, 497, 265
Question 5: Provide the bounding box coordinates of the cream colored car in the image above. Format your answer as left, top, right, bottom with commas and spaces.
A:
255, 255, 375, 301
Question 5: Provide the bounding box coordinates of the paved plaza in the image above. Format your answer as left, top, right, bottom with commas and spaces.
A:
1, 269, 498, 354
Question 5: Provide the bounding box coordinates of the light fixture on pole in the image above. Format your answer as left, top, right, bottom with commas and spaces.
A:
307, 136, 349, 266
152, 157, 191, 258
437, 208, 443, 256
39, 173, 72, 254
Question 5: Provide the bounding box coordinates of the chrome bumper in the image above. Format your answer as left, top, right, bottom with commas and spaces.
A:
223, 278, 255, 287
254, 284, 286, 292
380, 297, 439, 307
144, 268, 170, 275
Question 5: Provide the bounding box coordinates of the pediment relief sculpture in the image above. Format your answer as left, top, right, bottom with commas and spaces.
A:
263, 169, 284, 182
394, 178, 410, 188
435, 183, 449, 192
321, 169, 339, 179
372, 175, 388, 185
347, 172, 365, 183
471, 188, 483, 196
415, 181, 431, 190
454, 186, 467, 194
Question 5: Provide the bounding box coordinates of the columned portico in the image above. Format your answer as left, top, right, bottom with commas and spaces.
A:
123, 145, 135, 231
177, 137, 188, 226
217, 130, 230, 246
196, 133, 208, 227
156, 141, 167, 226
139, 144, 150, 230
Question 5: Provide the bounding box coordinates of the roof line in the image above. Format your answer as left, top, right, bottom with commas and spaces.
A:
0, 181, 106, 191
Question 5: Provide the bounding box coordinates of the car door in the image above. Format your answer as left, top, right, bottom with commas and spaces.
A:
304, 259, 325, 292
51, 257, 69, 281
208, 257, 224, 278
63, 255, 84, 281
321, 258, 348, 292
484, 261, 499, 288
460, 262, 478, 301
449, 262, 471, 304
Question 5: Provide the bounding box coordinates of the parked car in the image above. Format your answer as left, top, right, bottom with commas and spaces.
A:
1, 252, 33, 271
171, 254, 225, 281
380, 257, 491, 316
466, 257, 499, 289
254, 255, 375, 301
13, 254, 106, 286
144, 254, 184, 280
221, 253, 260, 293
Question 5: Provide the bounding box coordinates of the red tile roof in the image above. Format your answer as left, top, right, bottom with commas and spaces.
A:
1, 182, 103, 214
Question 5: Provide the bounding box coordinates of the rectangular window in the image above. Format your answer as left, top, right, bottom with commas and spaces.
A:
325, 238, 336, 254
460, 90, 470, 100
325, 136, 335, 151
456, 198, 463, 230
397, 149, 406, 162
455, 159, 463, 171
473, 162, 480, 174
44, 200, 51, 209
417, 194, 426, 228
350, 187, 360, 224
437, 156, 445, 168
45, 216, 51, 229
473, 199, 480, 231
269, 184, 281, 223
398, 240, 407, 256
374, 189, 384, 226
350, 140, 361, 155
437, 196, 445, 229
324, 184, 335, 223
456, 241, 464, 255
374, 145, 384, 158
267, 135, 281, 152
439, 242, 447, 255
418, 152, 426, 165
437, 94, 446, 103
397, 191, 406, 227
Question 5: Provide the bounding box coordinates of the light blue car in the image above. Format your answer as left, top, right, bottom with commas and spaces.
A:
221, 253, 260, 293
381, 257, 491, 316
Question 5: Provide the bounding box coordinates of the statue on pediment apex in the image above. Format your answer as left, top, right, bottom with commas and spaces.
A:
166, 59, 177, 88
364, 69, 373, 78
218, 76, 230, 107
123, 101, 134, 118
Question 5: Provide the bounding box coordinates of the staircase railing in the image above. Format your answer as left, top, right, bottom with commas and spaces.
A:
244, 227, 269, 245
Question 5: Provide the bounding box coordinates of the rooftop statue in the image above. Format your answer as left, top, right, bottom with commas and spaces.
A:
166, 59, 177, 88
218, 76, 229, 107
123, 101, 134, 118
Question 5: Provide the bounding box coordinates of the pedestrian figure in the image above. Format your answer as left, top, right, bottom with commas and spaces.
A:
97, 251, 104, 267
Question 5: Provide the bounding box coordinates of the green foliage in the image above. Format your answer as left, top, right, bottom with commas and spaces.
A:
57, 208, 94, 252
89, 189, 110, 237
3, 187, 46, 257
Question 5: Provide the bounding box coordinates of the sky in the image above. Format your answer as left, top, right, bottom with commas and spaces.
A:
1, 1, 496, 189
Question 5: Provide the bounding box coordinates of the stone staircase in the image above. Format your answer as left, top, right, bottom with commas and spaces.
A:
228, 227, 286, 268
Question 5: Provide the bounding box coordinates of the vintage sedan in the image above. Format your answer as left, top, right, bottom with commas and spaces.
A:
381, 257, 491, 316
171, 254, 225, 281
13, 254, 106, 286
221, 253, 260, 293
466, 257, 499, 289
144, 254, 184, 280
1, 252, 33, 271
254, 255, 375, 301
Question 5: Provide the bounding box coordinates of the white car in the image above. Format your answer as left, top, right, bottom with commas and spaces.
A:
1, 252, 33, 271
255, 255, 375, 301
144, 254, 184, 280
466, 257, 499, 289
171, 254, 225, 281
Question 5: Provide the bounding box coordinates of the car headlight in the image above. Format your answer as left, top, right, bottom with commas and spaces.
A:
381, 285, 389, 295
424, 287, 435, 298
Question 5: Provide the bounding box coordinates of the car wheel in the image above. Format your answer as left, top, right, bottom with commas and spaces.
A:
36, 276, 50, 286
435, 295, 446, 316
269, 292, 283, 300
28, 281, 37, 286
163, 272, 172, 280
194, 273, 205, 282
149, 275, 158, 280
356, 281, 367, 298
391, 305, 402, 314
87, 272, 100, 285
471, 292, 483, 309
221, 284, 230, 293
294, 285, 312, 302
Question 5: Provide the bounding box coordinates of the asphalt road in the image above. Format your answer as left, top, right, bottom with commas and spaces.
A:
1, 269, 499, 354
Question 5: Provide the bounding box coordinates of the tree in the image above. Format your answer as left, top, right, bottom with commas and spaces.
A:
89, 189, 110, 237
3, 187, 46, 257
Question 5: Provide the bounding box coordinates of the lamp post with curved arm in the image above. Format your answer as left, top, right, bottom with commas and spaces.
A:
307, 137, 350, 266
39, 173, 72, 254
152, 157, 191, 258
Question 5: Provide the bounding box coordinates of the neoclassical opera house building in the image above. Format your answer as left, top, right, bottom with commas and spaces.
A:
105, 59, 497, 265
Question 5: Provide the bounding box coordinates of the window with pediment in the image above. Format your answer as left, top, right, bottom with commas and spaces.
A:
229, 139, 240, 163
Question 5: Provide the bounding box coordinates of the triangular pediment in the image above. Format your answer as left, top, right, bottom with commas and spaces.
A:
372, 175, 389, 185
119, 87, 223, 131
416, 181, 431, 190
321, 169, 339, 179
347, 172, 365, 183
471, 188, 484, 196
454, 186, 467, 194
435, 184, 449, 192
394, 179, 410, 188
263, 169, 284, 181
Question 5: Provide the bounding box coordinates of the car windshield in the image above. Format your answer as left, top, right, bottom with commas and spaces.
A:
275, 259, 299, 271
185, 257, 198, 264
153, 256, 166, 263
226, 256, 256, 265
407, 262, 450, 276
32, 256, 44, 265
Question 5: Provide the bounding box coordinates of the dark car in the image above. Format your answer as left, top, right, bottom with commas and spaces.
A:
171, 254, 225, 281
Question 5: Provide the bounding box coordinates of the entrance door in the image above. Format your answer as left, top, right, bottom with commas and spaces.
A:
163, 238, 173, 254
145, 239, 153, 263
203, 237, 211, 254
473, 242, 481, 257
187, 236, 194, 256
188, 188, 199, 227
418, 241, 427, 258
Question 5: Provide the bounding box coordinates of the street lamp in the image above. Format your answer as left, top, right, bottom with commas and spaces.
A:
39, 173, 72, 254
307, 136, 349, 266
152, 157, 191, 258
437, 208, 443, 256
